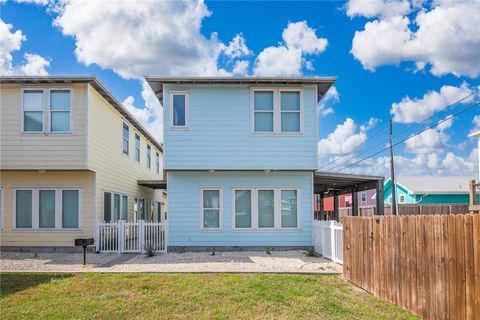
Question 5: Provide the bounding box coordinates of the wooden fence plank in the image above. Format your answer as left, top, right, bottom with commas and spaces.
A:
473, 214, 480, 319
455, 214, 466, 320
464, 215, 474, 320
446, 214, 457, 320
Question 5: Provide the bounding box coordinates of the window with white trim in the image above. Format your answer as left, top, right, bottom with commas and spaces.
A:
252, 89, 303, 134
122, 123, 129, 155
155, 152, 160, 174
146, 144, 151, 169
135, 133, 140, 162
14, 188, 80, 229
103, 191, 128, 222
23, 90, 44, 132
233, 187, 299, 230
201, 188, 222, 230
399, 195, 406, 203
170, 92, 188, 128
50, 90, 71, 132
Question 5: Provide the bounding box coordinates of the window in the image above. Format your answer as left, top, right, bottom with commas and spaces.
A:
233, 188, 299, 230
399, 195, 406, 203
201, 188, 222, 230
252, 89, 303, 134
23, 90, 44, 132
156, 202, 162, 222
14, 188, 80, 229
388, 196, 393, 204
146, 144, 151, 169
361, 192, 366, 202
170, 92, 188, 128
139, 198, 145, 220
280, 91, 301, 132
253, 91, 274, 132
103, 191, 128, 222
50, 90, 71, 132
122, 123, 129, 155
156, 152, 160, 174
135, 133, 140, 162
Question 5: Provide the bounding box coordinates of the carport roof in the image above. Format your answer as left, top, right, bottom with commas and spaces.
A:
314, 171, 384, 196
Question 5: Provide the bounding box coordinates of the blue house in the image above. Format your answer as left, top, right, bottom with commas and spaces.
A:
384, 176, 472, 205
146, 77, 337, 250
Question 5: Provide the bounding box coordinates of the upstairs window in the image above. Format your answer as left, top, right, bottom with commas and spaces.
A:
23, 90, 44, 132
122, 123, 129, 155
155, 152, 160, 174
280, 91, 301, 133
146, 144, 151, 169
135, 133, 140, 162
50, 90, 71, 132
253, 91, 274, 132
170, 92, 188, 128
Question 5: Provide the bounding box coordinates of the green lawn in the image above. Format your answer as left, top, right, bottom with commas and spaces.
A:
0, 273, 417, 319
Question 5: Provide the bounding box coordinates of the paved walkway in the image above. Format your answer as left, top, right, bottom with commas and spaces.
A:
0, 251, 342, 274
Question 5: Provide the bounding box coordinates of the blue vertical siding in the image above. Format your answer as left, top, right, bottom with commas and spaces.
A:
168, 171, 313, 247
163, 84, 318, 170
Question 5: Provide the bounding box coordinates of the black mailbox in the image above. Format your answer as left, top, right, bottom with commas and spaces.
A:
75, 238, 94, 265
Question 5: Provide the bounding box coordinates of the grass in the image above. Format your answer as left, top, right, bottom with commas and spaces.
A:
0, 273, 417, 319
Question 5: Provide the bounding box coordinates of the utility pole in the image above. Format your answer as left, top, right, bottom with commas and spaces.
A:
389, 118, 398, 216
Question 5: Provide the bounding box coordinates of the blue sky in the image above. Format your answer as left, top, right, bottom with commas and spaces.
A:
1, 0, 479, 177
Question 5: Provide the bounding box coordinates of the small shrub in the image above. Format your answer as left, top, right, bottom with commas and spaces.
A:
211, 247, 216, 256
265, 247, 272, 255
305, 248, 319, 257
144, 242, 156, 258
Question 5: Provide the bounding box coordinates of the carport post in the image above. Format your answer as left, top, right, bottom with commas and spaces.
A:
333, 192, 339, 221
352, 190, 359, 216
376, 179, 385, 215
318, 193, 324, 220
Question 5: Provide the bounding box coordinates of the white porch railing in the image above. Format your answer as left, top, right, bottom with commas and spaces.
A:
97, 220, 167, 253
313, 220, 343, 264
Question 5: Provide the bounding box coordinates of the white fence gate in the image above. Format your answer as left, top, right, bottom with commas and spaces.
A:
313, 220, 343, 264
97, 220, 167, 253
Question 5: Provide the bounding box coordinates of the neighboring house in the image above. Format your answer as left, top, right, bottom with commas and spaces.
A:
339, 190, 376, 208
146, 77, 335, 250
0, 76, 165, 250
383, 176, 472, 205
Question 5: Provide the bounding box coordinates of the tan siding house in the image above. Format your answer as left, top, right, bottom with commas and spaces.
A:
0, 76, 165, 250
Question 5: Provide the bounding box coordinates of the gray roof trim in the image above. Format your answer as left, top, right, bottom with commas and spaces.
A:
145, 76, 336, 103
1, 76, 163, 152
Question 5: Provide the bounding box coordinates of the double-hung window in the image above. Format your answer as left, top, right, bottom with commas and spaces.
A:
14, 188, 80, 229
23, 90, 44, 132
146, 144, 151, 169
201, 188, 222, 230
135, 133, 140, 162
170, 92, 188, 128
361, 192, 366, 203
122, 123, 129, 155
155, 152, 160, 174
233, 187, 299, 230
252, 89, 302, 134
50, 90, 71, 132
103, 191, 128, 222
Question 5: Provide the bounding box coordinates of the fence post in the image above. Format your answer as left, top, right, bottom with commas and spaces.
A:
330, 220, 336, 263
139, 220, 145, 253
95, 221, 100, 252
119, 220, 124, 253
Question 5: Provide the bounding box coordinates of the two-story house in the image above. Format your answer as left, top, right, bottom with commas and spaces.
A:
146, 77, 335, 250
0, 76, 165, 251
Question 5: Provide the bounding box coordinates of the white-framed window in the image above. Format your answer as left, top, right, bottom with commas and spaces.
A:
361, 192, 367, 202
22, 88, 72, 133
388, 195, 393, 203
251, 88, 303, 134
134, 133, 140, 162
201, 188, 223, 230
122, 123, 129, 155
399, 195, 406, 203
155, 152, 160, 174
13, 187, 81, 230
103, 191, 128, 222
146, 144, 151, 169
170, 92, 189, 128
233, 187, 300, 230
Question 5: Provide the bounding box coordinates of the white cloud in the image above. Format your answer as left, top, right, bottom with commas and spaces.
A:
254, 21, 328, 76
222, 33, 251, 60
472, 115, 480, 132
0, 19, 50, 76
346, 0, 412, 18
318, 118, 371, 157
349, 1, 480, 77
232, 60, 249, 75
391, 83, 474, 123
318, 86, 340, 117
404, 115, 453, 154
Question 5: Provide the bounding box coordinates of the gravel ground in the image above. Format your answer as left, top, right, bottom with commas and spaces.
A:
0, 251, 342, 274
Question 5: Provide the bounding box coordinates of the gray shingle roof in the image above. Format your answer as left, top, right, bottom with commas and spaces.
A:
395, 176, 473, 194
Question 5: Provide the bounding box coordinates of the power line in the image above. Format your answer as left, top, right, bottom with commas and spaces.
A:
333, 101, 480, 173
319, 89, 479, 172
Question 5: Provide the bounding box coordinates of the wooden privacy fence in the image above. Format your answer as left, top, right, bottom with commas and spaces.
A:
342, 215, 480, 320
338, 204, 469, 217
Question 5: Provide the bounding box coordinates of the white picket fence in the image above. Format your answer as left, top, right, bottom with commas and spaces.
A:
97, 220, 167, 253
313, 220, 343, 264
